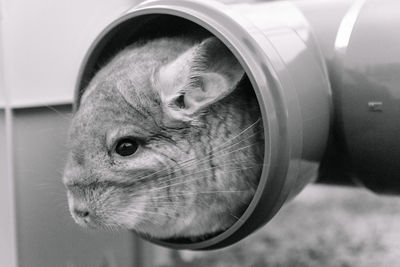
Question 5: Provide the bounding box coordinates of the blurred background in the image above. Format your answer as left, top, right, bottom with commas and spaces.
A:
1, 0, 399, 266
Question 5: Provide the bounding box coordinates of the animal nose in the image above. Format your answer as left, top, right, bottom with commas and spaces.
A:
74, 207, 91, 218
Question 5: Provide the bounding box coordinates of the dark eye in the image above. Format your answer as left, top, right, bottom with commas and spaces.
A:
115, 138, 139, 157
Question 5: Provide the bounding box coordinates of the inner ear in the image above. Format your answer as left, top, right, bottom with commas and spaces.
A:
174, 94, 186, 109
183, 73, 231, 111
156, 37, 244, 121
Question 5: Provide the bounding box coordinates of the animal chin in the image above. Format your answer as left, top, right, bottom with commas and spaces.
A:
71, 213, 96, 228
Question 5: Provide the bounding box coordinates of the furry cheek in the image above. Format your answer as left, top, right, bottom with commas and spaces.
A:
107, 194, 150, 229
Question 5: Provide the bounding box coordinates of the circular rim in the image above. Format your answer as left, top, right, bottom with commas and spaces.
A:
75, 0, 297, 250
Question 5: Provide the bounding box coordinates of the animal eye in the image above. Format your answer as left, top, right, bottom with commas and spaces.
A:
115, 138, 139, 157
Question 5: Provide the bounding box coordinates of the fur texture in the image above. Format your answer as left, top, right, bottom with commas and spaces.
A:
63, 37, 264, 240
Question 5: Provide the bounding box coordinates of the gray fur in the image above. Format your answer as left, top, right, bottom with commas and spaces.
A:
63, 37, 264, 239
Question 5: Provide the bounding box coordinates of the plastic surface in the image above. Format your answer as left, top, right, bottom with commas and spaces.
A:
297, 0, 400, 193
331, 0, 400, 193
75, 0, 331, 249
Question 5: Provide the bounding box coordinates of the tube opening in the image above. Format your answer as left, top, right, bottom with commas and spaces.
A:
75, 13, 269, 248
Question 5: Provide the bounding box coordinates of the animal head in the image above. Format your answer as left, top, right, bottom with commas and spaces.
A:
63, 37, 263, 239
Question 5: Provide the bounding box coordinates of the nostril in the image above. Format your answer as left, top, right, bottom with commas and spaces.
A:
74, 208, 90, 218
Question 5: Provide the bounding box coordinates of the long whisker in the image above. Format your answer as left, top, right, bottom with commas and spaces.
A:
129, 118, 262, 183
145, 164, 264, 197
150, 190, 247, 200
44, 105, 73, 121
133, 165, 260, 197
204, 118, 262, 153
170, 118, 262, 170
152, 160, 264, 186
126, 208, 171, 217
164, 130, 263, 176
147, 143, 265, 187
128, 190, 248, 204
131, 138, 264, 195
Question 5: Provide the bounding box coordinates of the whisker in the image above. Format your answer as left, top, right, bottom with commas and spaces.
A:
147, 190, 247, 200
148, 144, 265, 187
173, 118, 262, 167
152, 160, 264, 187
44, 105, 73, 121
130, 202, 189, 206
132, 138, 264, 191
133, 165, 260, 197
208, 117, 262, 152
127, 208, 171, 217
156, 129, 263, 180
129, 118, 262, 183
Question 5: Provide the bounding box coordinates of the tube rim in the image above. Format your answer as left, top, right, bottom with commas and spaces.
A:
75, 0, 302, 250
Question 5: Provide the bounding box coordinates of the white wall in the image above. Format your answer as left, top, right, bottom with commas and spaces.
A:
1, 0, 139, 108
0, 0, 6, 107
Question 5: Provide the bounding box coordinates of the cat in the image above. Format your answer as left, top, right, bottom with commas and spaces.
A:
63, 36, 264, 241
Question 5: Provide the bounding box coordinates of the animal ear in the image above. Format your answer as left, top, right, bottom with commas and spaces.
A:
155, 37, 244, 122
